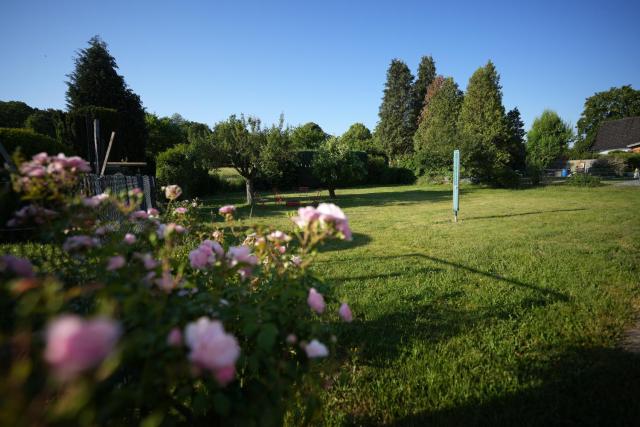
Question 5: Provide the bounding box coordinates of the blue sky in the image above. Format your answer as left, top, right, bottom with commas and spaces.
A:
1, 0, 638, 135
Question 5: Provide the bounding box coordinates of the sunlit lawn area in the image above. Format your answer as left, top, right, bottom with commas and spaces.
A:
203, 183, 640, 425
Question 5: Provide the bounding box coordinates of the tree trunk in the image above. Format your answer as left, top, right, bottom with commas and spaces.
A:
245, 178, 255, 206
328, 187, 336, 198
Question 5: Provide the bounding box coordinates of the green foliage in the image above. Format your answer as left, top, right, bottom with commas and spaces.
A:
457, 61, 511, 184
411, 56, 437, 131
156, 144, 211, 198
0, 100, 35, 128
575, 85, 640, 152
375, 59, 415, 160
566, 173, 601, 186
312, 138, 366, 197
413, 77, 463, 173
526, 110, 573, 170
290, 122, 327, 149
145, 113, 188, 158
212, 115, 293, 204
590, 155, 627, 177
0, 128, 69, 159
340, 123, 373, 151
505, 107, 526, 171
66, 36, 147, 161
24, 110, 56, 139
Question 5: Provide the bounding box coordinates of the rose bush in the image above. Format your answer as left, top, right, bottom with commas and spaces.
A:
0, 152, 355, 426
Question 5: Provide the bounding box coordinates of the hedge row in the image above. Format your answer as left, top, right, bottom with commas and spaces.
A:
0, 127, 71, 160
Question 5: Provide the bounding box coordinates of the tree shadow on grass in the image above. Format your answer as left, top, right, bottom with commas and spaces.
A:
202, 186, 461, 217
338, 293, 559, 368
383, 346, 640, 426
458, 208, 587, 222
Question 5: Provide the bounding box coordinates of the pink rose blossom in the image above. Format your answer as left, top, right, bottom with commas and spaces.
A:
267, 230, 292, 242
218, 205, 236, 215
44, 315, 120, 381
339, 303, 353, 322
164, 185, 182, 200
167, 327, 183, 347
136, 253, 159, 270
184, 317, 240, 386
82, 193, 109, 208
147, 208, 159, 218
174, 207, 188, 214
291, 206, 320, 228
189, 244, 215, 270
0, 255, 35, 277
202, 239, 224, 257
291, 256, 302, 267
155, 270, 176, 293
62, 235, 98, 252
307, 288, 326, 314
304, 339, 329, 358
316, 203, 352, 241
227, 246, 258, 279
130, 210, 148, 220
212, 230, 223, 241
123, 233, 137, 245
278, 246, 287, 254
106, 255, 126, 271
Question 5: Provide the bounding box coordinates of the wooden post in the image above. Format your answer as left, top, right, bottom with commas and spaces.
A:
100, 131, 116, 176
93, 119, 100, 174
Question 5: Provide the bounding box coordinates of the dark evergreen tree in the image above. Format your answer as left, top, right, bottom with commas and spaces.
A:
411, 56, 437, 128
66, 36, 147, 163
458, 61, 511, 184
375, 59, 415, 160
505, 107, 526, 171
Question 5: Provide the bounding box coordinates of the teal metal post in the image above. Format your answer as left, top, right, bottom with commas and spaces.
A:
453, 149, 460, 222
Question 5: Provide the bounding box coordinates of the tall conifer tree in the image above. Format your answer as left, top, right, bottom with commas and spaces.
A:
411, 56, 437, 128
413, 77, 463, 171
457, 61, 510, 183
66, 36, 147, 162
375, 59, 415, 160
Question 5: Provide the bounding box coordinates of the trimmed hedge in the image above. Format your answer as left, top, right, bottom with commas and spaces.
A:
0, 127, 70, 159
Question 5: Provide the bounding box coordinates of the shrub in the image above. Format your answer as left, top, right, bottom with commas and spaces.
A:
566, 173, 601, 187
590, 156, 625, 176
0, 127, 70, 159
2, 152, 356, 426
383, 166, 416, 185
156, 144, 211, 199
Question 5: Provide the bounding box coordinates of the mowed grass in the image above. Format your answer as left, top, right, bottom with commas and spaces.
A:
204, 184, 640, 425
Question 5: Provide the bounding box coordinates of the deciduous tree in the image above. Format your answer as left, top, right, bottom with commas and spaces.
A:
574, 85, 640, 153
526, 110, 573, 170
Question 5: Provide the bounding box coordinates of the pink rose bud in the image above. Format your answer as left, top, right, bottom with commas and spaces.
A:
167, 327, 183, 347
339, 303, 353, 322
307, 288, 326, 314
278, 245, 287, 254
218, 205, 236, 215
147, 208, 159, 217
213, 365, 236, 387
123, 233, 136, 245
291, 256, 302, 267
106, 255, 126, 271
286, 334, 297, 345
304, 339, 329, 358
44, 315, 120, 381
174, 207, 187, 214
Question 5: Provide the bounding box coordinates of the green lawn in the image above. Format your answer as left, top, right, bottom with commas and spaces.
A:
205, 184, 640, 425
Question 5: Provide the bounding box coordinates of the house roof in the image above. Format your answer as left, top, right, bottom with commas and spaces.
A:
592, 116, 640, 152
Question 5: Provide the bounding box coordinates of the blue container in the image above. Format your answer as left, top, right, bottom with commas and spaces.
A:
561, 168, 568, 177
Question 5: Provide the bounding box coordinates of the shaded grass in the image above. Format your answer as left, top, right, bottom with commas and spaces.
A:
205, 184, 640, 425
